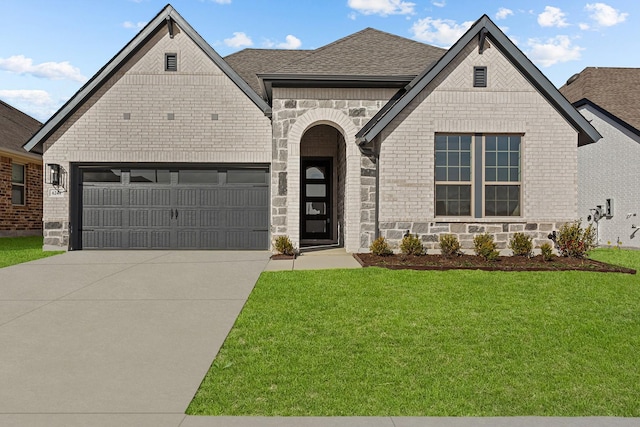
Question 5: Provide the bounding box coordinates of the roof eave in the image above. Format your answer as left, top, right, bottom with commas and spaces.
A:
258, 73, 413, 104
573, 98, 640, 142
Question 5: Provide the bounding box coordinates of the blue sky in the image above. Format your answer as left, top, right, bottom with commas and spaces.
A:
1, 0, 637, 122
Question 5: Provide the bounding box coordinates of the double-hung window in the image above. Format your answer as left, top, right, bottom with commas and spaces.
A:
435, 134, 521, 217
12, 163, 25, 205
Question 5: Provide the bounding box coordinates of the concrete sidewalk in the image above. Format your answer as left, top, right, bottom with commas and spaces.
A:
264, 247, 362, 271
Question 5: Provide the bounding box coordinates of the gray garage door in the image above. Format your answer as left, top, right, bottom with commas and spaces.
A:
80, 167, 269, 249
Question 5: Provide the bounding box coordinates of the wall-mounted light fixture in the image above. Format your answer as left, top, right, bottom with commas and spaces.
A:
46, 163, 64, 188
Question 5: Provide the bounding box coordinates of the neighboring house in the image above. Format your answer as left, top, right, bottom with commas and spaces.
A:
24, 5, 599, 252
560, 67, 640, 248
1, 100, 43, 237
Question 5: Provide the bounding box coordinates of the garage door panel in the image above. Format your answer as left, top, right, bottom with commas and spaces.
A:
150, 231, 171, 248
130, 188, 171, 206
199, 210, 221, 227
80, 167, 269, 250
199, 189, 221, 206
85, 230, 122, 249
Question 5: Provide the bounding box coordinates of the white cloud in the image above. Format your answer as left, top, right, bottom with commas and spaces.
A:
432, 0, 446, 7
0, 55, 86, 82
213, 0, 231, 3
224, 32, 253, 48
585, 3, 628, 27
410, 17, 473, 47
537, 6, 569, 28
495, 8, 514, 20
0, 89, 59, 121
579, 22, 590, 30
122, 21, 146, 30
347, 0, 415, 16
277, 35, 302, 49
527, 35, 583, 67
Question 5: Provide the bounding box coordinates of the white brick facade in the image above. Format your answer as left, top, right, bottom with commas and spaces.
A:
577, 106, 640, 248
375, 39, 579, 249
42, 25, 271, 247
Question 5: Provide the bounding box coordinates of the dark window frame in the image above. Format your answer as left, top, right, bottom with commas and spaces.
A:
434, 133, 522, 218
11, 163, 26, 205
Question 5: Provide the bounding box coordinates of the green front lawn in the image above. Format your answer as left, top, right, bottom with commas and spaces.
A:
188, 248, 640, 416
0, 236, 63, 268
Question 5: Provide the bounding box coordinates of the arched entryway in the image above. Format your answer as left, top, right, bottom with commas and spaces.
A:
287, 109, 360, 252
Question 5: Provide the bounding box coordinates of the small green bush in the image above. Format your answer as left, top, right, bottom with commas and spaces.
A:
273, 235, 295, 256
439, 234, 462, 257
540, 242, 554, 261
508, 232, 533, 257
473, 233, 499, 261
400, 233, 425, 255
370, 236, 393, 256
556, 220, 596, 258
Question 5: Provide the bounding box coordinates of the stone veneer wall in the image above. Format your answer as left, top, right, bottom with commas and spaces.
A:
0, 156, 43, 237
271, 87, 397, 251
379, 221, 559, 254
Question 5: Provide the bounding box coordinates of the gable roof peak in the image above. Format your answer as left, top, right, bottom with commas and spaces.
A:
24, 3, 270, 153
358, 12, 601, 146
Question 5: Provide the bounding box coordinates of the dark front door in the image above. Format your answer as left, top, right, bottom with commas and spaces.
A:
301, 159, 332, 240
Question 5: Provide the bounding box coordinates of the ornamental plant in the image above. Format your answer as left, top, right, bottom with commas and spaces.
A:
273, 235, 295, 256
473, 233, 499, 261
439, 234, 462, 257
508, 232, 533, 257
540, 242, 554, 261
370, 236, 393, 256
556, 220, 596, 258
400, 233, 425, 255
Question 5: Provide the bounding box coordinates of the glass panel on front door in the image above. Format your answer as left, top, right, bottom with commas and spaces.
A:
301, 159, 331, 240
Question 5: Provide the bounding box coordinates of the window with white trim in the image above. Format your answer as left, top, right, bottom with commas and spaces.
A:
12, 163, 25, 205
435, 134, 521, 217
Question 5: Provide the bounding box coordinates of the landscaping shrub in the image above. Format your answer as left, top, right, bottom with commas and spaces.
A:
274, 235, 295, 256
540, 242, 554, 261
508, 232, 533, 257
439, 234, 462, 257
473, 233, 499, 261
370, 236, 393, 256
400, 233, 425, 255
556, 220, 596, 258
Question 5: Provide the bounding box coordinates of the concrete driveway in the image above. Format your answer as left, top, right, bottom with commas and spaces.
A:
0, 250, 270, 426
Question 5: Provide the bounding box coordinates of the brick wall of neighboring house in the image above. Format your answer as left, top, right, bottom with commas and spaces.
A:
577, 106, 640, 248
41, 24, 272, 248
376, 39, 578, 252
0, 156, 43, 236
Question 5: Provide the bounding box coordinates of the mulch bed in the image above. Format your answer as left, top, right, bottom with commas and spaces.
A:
353, 253, 636, 274
270, 254, 297, 260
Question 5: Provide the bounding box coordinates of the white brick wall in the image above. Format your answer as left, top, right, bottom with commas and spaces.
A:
42, 24, 272, 246
577, 106, 640, 248
378, 39, 578, 226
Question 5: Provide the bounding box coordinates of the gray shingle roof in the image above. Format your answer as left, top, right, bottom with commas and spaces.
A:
0, 100, 42, 155
224, 28, 446, 98
560, 67, 640, 131
273, 28, 446, 76
224, 49, 312, 97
